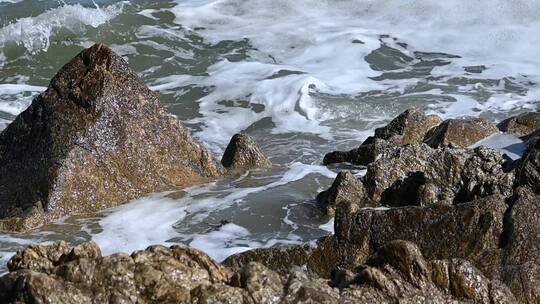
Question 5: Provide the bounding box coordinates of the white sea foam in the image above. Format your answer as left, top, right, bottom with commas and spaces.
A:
91, 162, 336, 258
0, 3, 123, 53
470, 133, 526, 160
0, 83, 45, 116
166, 0, 540, 145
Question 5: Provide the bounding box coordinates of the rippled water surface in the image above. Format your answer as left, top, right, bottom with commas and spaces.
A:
0, 0, 539, 270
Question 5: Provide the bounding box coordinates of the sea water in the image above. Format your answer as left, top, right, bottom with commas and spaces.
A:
0, 0, 538, 272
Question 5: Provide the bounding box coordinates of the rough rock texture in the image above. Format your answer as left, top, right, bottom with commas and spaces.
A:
502, 187, 540, 303
323, 108, 441, 166
516, 137, 540, 194
334, 195, 507, 276
336, 240, 516, 303
224, 236, 337, 278
363, 144, 514, 206
424, 117, 499, 148
0, 44, 221, 231
1, 242, 235, 303
1, 240, 516, 303
315, 171, 368, 216
373, 108, 442, 144
498, 112, 540, 138
221, 133, 271, 171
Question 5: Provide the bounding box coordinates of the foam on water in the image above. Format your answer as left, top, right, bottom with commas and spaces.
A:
164, 0, 540, 146
470, 133, 527, 160
0, 3, 123, 54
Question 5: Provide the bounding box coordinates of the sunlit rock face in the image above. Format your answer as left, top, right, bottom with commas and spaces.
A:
0, 44, 222, 231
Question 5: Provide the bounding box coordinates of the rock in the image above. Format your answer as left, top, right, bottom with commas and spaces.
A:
240, 262, 283, 304
0, 44, 221, 231
498, 112, 540, 138
373, 108, 442, 145
282, 271, 340, 304
1, 242, 235, 303
516, 137, 540, 193
190, 284, 252, 304
338, 240, 516, 303
363, 144, 514, 206
316, 171, 368, 216
423, 117, 499, 148
323, 108, 441, 166
221, 133, 271, 171
334, 195, 507, 277
224, 236, 337, 279
502, 187, 540, 303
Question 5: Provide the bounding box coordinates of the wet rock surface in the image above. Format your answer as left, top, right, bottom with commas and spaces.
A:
424, 117, 499, 148
221, 133, 271, 171
0, 44, 221, 231
0, 240, 517, 304
498, 112, 540, 138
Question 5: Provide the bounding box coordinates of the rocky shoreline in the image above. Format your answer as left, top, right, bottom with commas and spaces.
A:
0, 44, 539, 303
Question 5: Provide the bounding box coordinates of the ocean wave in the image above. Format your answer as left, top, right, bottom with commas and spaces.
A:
0, 3, 123, 54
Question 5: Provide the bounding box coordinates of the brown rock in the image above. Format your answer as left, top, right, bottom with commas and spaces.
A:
1, 242, 235, 303
498, 112, 540, 138
363, 144, 514, 206
334, 195, 507, 276
316, 171, 367, 216
323, 108, 441, 166
0, 44, 221, 231
423, 117, 499, 148
224, 236, 337, 279
516, 137, 540, 193
221, 133, 271, 171
240, 262, 283, 304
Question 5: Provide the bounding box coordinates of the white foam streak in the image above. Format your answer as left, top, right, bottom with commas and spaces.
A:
0, 3, 123, 53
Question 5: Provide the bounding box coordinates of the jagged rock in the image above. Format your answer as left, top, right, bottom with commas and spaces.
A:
423, 117, 499, 148
516, 137, 540, 193
221, 133, 271, 171
316, 171, 367, 216
224, 236, 337, 278
363, 144, 514, 206
323, 108, 441, 166
0, 44, 221, 231
282, 271, 340, 304
334, 195, 507, 277
190, 284, 252, 304
241, 262, 283, 304
498, 112, 540, 138
1, 242, 235, 303
502, 187, 540, 303
373, 108, 442, 144
337, 240, 516, 303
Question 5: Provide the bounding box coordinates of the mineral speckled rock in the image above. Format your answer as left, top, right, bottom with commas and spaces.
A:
423, 117, 499, 148
221, 133, 271, 171
0, 44, 221, 231
363, 144, 514, 206
516, 136, 540, 193
323, 108, 441, 166
334, 195, 507, 276
498, 111, 540, 138
316, 171, 368, 216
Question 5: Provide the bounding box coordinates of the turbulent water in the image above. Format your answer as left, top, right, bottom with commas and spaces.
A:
0, 0, 538, 271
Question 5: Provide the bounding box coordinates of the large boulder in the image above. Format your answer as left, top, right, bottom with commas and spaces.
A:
221, 133, 271, 171
423, 117, 499, 148
363, 144, 514, 206
316, 171, 368, 216
334, 194, 507, 277
224, 236, 337, 279
0, 44, 221, 231
323, 108, 441, 166
516, 137, 540, 193
498, 112, 540, 138
338, 240, 516, 303
0, 242, 235, 303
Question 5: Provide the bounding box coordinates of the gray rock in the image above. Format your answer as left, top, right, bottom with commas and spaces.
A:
498, 112, 540, 138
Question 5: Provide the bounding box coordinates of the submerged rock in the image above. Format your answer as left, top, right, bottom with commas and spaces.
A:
0, 44, 221, 231
221, 133, 271, 171
498, 112, 540, 138
423, 117, 499, 148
